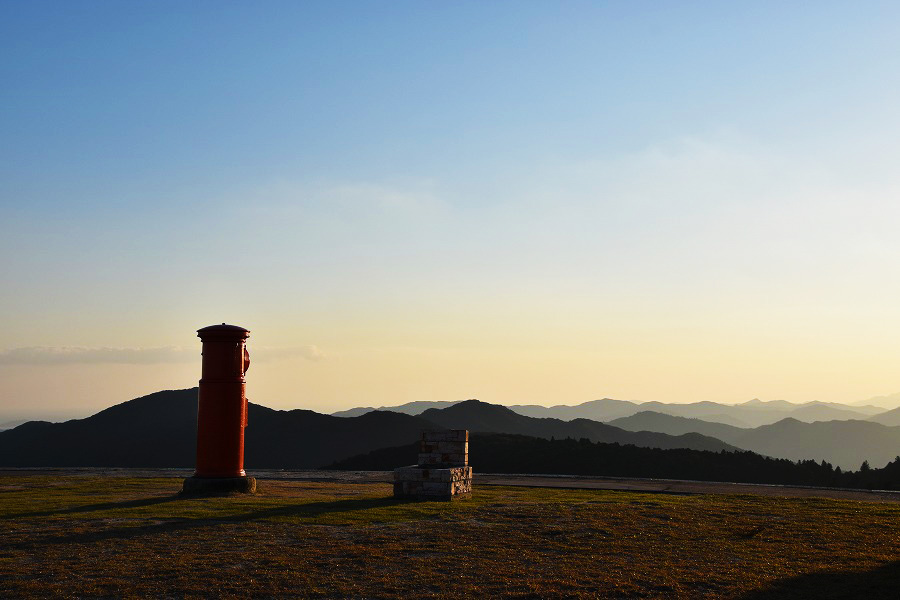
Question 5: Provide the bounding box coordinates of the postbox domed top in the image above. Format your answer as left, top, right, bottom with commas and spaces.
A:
197, 323, 250, 339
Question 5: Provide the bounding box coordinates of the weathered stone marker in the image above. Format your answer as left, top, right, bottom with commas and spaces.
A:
394, 430, 472, 500
182, 323, 257, 494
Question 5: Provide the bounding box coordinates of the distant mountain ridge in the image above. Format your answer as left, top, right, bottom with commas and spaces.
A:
0, 419, 30, 431
5, 390, 897, 472
609, 410, 900, 470
868, 406, 900, 427
420, 400, 739, 453
503, 399, 645, 423
333, 397, 887, 427
0, 390, 739, 468
0, 389, 438, 468
609, 411, 748, 442
331, 400, 463, 418
858, 392, 900, 409
730, 418, 900, 471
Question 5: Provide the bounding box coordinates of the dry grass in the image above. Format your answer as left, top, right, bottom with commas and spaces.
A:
1, 475, 899, 598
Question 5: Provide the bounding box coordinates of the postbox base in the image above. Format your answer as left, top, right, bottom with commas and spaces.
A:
181, 476, 257, 495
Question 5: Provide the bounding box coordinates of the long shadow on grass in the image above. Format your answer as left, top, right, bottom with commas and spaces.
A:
2, 495, 182, 520
739, 560, 900, 600
11, 495, 410, 550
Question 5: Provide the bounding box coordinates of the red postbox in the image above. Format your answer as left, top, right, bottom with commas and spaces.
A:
183, 323, 256, 494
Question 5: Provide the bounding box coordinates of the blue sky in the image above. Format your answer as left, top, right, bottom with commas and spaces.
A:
3, 2, 900, 419
7, 2, 897, 193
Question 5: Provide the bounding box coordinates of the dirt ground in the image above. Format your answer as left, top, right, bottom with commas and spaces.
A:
2, 472, 900, 598
4, 468, 898, 503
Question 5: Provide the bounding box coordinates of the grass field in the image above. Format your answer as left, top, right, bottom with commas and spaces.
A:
1, 475, 899, 598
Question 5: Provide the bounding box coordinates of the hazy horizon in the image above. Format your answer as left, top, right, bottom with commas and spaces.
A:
3, 3, 900, 420
2, 385, 897, 426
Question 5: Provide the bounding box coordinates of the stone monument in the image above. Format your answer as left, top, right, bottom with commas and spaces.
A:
394, 430, 472, 500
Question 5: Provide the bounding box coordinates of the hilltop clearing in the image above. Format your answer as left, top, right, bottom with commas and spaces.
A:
1, 474, 899, 598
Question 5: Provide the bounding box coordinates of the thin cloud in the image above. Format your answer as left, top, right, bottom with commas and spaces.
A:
237, 178, 447, 234
0, 346, 195, 365
251, 345, 326, 362
0, 345, 326, 365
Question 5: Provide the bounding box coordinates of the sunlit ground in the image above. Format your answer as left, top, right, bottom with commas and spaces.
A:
1, 475, 898, 598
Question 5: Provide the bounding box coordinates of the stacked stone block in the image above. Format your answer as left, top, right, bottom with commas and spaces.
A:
394, 430, 472, 500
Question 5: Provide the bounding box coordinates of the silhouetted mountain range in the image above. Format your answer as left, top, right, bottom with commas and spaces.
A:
731, 418, 900, 471
334, 397, 887, 427
609, 411, 900, 470
858, 392, 900, 409
0, 390, 739, 468
869, 406, 900, 427
0, 419, 29, 431
419, 400, 739, 452
496, 399, 644, 422
0, 389, 434, 468
331, 400, 462, 418
335, 399, 900, 470
4, 389, 897, 472
609, 411, 747, 442
0, 389, 198, 467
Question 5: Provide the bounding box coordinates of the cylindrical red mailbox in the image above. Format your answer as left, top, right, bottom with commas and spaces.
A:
194, 323, 251, 478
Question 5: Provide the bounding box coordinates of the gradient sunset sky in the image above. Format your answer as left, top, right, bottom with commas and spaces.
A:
3, 2, 900, 421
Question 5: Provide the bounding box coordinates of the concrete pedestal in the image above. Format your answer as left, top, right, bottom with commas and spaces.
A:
394, 429, 472, 500
181, 476, 257, 495
394, 466, 472, 501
